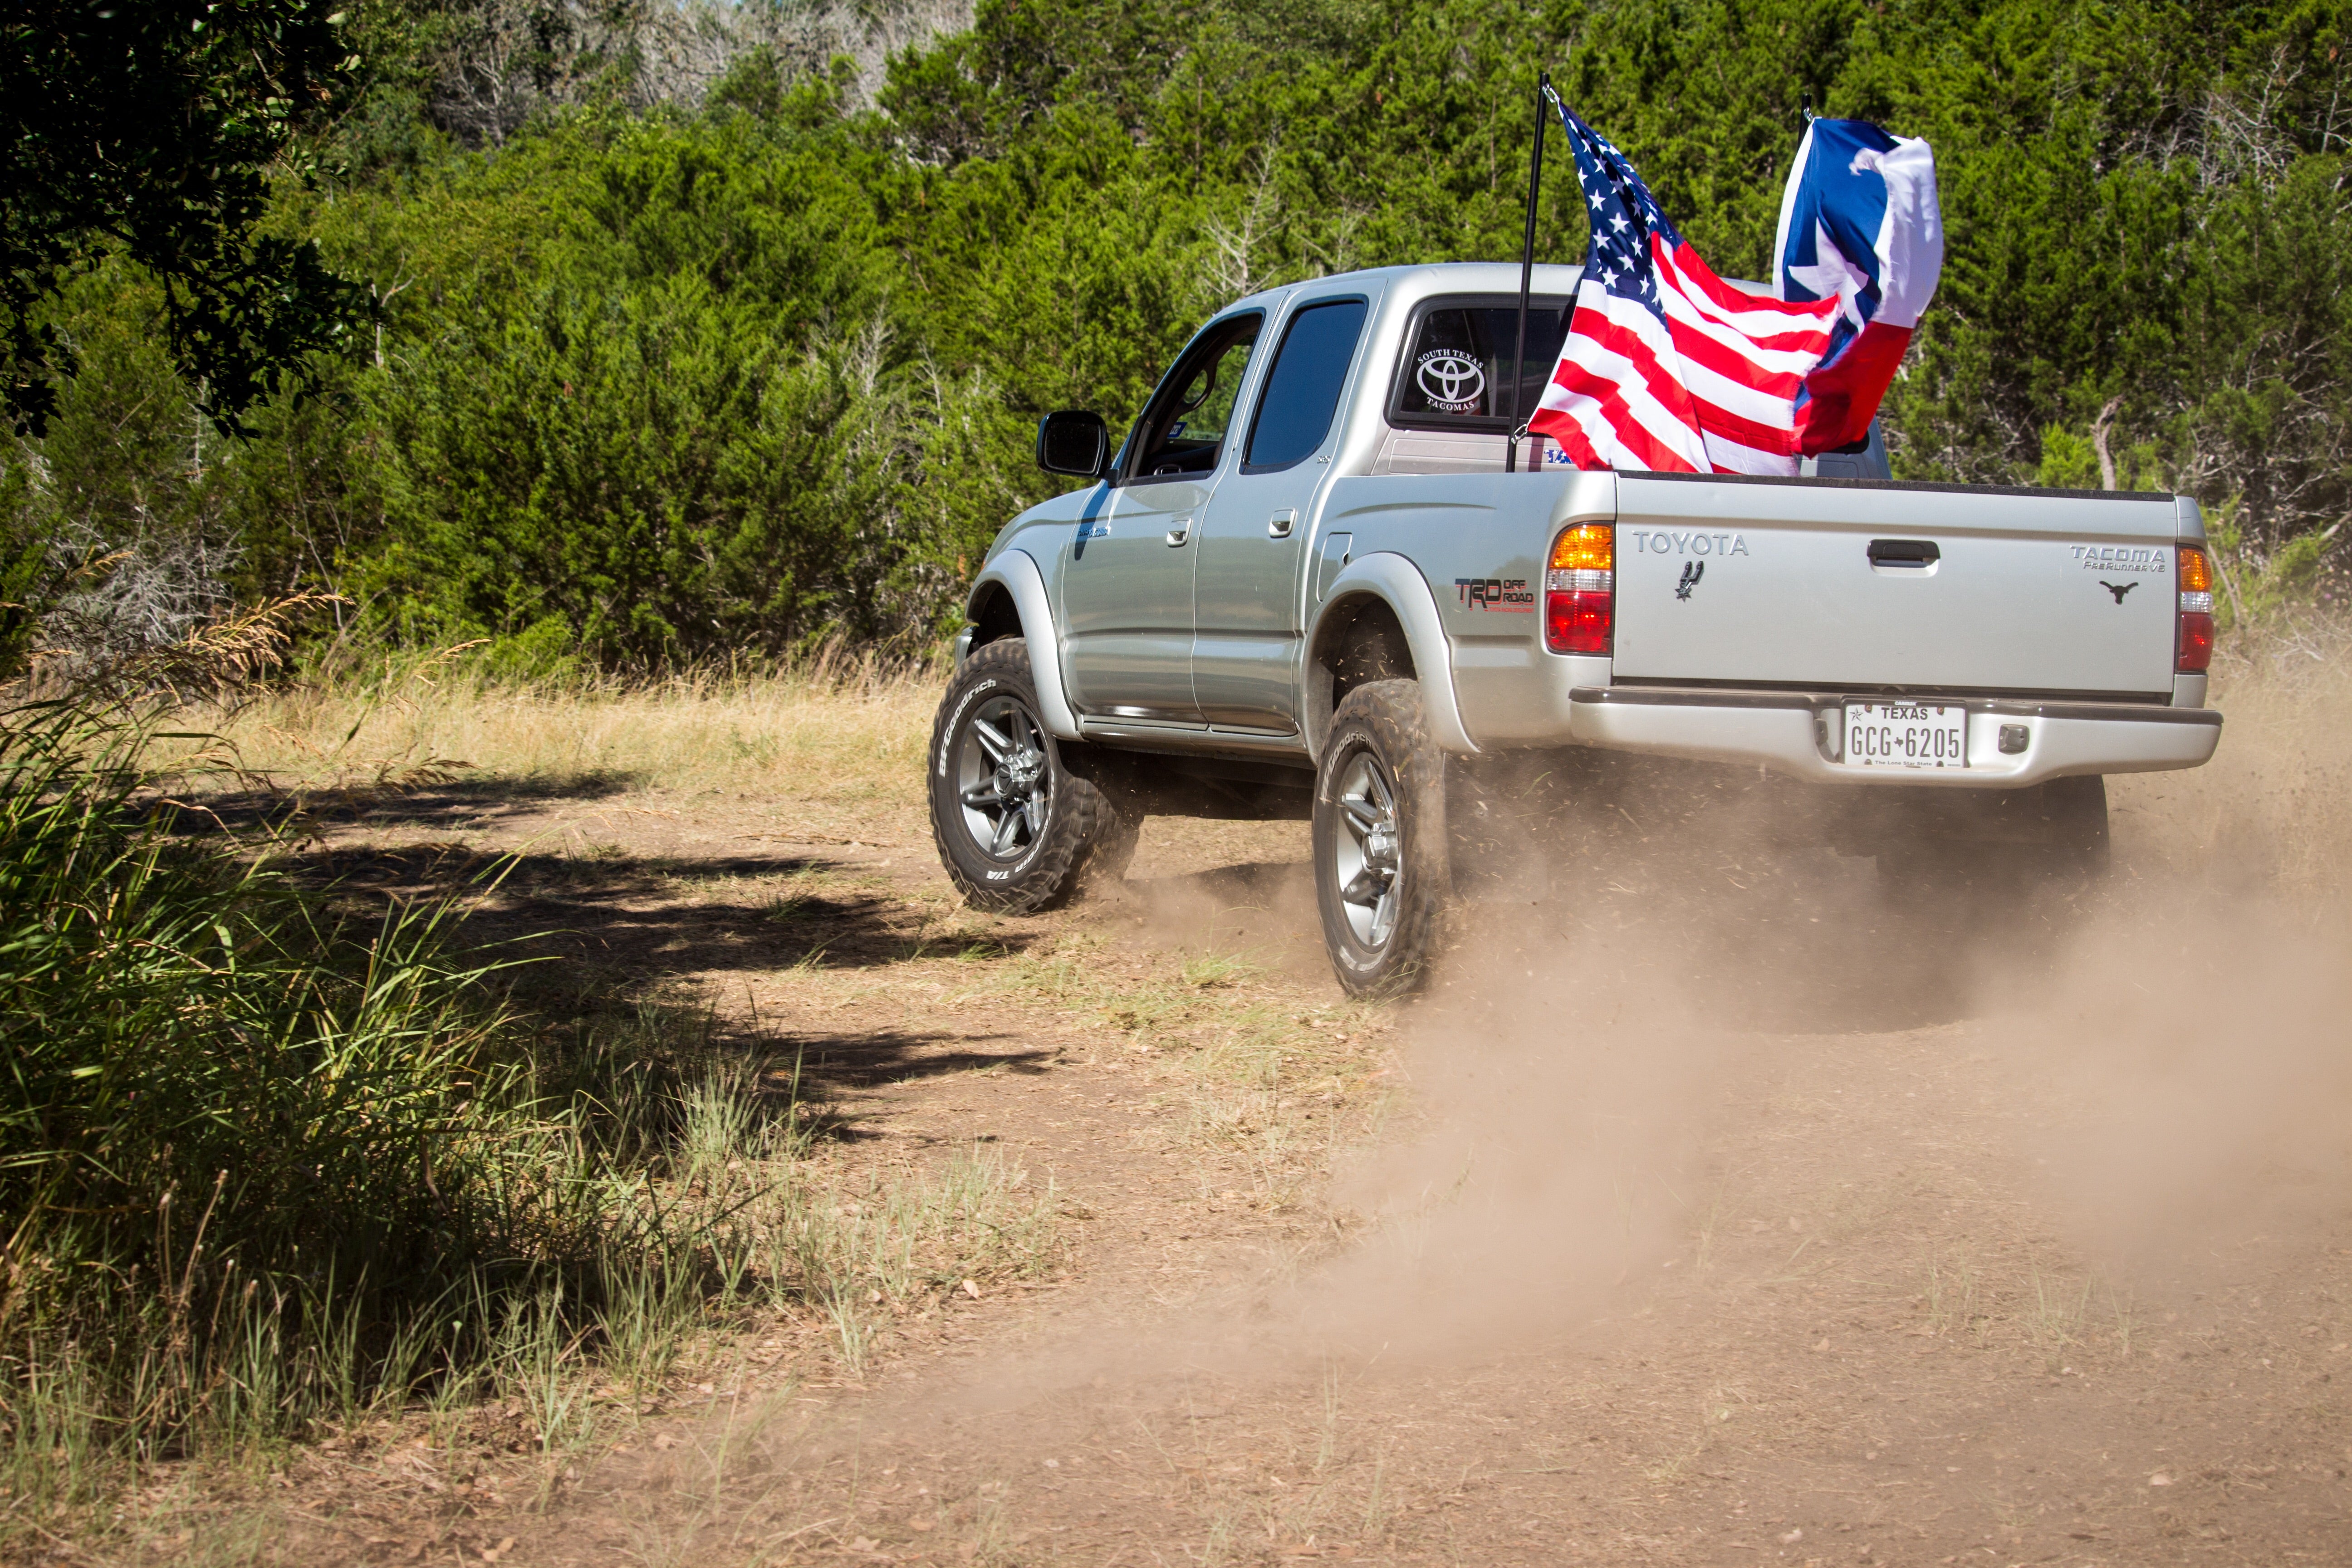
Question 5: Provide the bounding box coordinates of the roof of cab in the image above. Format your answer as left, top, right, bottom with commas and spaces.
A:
1216, 261, 1588, 320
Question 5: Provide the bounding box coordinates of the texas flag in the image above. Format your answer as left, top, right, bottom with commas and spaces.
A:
1773, 117, 1944, 454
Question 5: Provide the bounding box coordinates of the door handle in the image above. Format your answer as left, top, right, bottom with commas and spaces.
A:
1867, 538, 1940, 567
1268, 510, 1296, 539
1166, 517, 1192, 547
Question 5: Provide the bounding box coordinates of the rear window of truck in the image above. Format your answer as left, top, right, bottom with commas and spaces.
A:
1388, 295, 1571, 431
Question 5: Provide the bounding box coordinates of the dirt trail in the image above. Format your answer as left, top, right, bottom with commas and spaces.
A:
255, 764, 2352, 1568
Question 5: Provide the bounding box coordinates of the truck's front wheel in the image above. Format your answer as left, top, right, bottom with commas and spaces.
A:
928, 639, 1112, 913
1313, 680, 1448, 998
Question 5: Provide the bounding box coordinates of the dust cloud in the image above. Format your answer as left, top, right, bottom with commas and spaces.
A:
1992, 908, 2352, 1265
1245, 642, 2352, 1367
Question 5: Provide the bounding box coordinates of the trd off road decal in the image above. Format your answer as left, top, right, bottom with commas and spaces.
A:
1455, 577, 1535, 612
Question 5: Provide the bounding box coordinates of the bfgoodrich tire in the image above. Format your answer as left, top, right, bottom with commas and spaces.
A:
1313, 679, 1449, 998
928, 639, 1112, 913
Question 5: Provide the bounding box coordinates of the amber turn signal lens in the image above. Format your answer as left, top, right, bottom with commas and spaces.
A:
1550, 522, 1614, 573
2177, 543, 2214, 594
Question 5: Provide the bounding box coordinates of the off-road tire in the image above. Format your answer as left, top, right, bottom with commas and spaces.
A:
928, 639, 1110, 913
1313, 679, 1449, 998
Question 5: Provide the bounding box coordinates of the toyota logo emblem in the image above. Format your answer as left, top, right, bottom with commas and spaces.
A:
1415, 349, 1486, 412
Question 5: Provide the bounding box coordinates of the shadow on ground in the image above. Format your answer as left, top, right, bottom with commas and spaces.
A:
280, 838, 1063, 1120
279, 841, 1052, 978
181, 771, 645, 833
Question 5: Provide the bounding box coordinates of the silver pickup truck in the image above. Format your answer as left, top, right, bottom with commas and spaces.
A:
926, 262, 2222, 994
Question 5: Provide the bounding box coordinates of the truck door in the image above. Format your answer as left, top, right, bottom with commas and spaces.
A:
1059, 311, 1263, 725
1190, 296, 1370, 731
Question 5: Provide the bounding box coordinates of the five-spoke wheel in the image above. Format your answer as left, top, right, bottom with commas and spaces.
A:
1329, 750, 1403, 950
956, 694, 1053, 861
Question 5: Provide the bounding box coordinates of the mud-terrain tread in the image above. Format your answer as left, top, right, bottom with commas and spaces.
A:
1313, 678, 1448, 999
928, 639, 1107, 914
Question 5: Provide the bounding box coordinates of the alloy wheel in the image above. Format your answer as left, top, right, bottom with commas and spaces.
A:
956, 694, 1053, 860
1330, 749, 1402, 949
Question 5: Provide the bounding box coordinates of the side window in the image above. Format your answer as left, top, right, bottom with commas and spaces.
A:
1243, 299, 1370, 472
1390, 299, 1570, 428
1124, 314, 1263, 482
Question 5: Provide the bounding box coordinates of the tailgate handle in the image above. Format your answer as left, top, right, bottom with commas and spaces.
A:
1867, 538, 1940, 567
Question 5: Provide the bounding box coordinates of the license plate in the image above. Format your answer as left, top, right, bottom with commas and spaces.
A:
1843, 702, 1967, 769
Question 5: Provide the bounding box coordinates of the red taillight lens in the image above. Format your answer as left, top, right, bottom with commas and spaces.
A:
1546, 523, 1614, 655
2177, 544, 2215, 674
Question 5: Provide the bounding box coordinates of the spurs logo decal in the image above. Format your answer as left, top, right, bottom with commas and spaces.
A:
1676, 561, 1704, 600
2101, 580, 2136, 604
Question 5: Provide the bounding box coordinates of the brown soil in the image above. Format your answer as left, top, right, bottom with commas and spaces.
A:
190, 766, 2352, 1568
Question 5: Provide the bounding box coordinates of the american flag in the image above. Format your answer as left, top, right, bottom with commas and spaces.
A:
1528, 104, 1845, 476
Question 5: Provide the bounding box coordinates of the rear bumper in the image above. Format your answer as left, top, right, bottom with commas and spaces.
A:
1566, 686, 2220, 788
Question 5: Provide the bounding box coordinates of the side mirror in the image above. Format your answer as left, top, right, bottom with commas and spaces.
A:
1036, 410, 1110, 478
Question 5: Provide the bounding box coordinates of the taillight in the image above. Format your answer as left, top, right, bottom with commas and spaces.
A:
2176, 544, 2215, 674
1546, 523, 1614, 655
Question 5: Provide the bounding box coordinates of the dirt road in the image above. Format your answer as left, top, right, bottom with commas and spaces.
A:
235, 709, 2352, 1568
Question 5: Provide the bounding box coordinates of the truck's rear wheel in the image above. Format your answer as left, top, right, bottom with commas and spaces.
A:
1313, 679, 1447, 998
928, 639, 1112, 913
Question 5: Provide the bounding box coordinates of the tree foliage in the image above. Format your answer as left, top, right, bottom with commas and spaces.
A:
0, 0, 371, 436
5, 0, 2348, 669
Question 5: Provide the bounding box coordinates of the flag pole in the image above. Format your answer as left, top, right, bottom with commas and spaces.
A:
1505, 68, 1551, 474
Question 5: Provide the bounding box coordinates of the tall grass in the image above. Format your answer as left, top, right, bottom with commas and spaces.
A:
0, 691, 606, 1481
0, 651, 1056, 1546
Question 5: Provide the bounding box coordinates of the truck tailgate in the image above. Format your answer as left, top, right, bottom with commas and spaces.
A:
1611, 475, 2185, 697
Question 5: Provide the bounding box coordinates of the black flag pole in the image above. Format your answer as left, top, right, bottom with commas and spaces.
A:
1505, 69, 1553, 474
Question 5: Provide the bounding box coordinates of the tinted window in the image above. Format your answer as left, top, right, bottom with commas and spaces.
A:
1243, 299, 1369, 471
1391, 300, 1570, 427
1126, 314, 1262, 481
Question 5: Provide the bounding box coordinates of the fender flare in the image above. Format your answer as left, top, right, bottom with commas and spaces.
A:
1307, 552, 1477, 757
965, 548, 1081, 740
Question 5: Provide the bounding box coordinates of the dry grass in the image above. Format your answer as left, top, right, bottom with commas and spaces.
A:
186, 653, 941, 843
